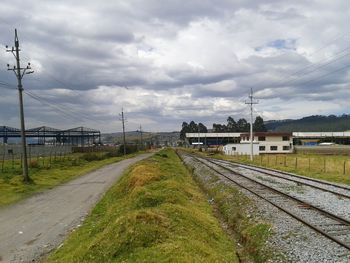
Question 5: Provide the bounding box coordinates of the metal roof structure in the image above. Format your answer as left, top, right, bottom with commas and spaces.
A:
293, 132, 350, 138
186, 132, 241, 138
0, 125, 101, 145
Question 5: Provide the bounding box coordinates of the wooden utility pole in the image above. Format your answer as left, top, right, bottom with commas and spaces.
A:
139, 125, 143, 149
6, 29, 33, 183
120, 108, 126, 155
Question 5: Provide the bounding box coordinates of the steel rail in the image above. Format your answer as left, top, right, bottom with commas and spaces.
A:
182, 152, 350, 251
218, 158, 350, 192
210, 158, 350, 200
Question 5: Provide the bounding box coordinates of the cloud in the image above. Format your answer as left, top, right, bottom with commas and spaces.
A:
0, 0, 350, 132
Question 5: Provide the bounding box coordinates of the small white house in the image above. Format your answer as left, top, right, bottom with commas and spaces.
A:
223, 143, 259, 155
224, 132, 293, 155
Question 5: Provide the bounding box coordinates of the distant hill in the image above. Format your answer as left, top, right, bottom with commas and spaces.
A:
265, 115, 350, 132
101, 131, 180, 145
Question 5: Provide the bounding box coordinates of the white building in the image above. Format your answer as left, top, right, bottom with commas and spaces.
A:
240, 132, 293, 154
223, 143, 259, 155
223, 132, 293, 155
185, 132, 293, 154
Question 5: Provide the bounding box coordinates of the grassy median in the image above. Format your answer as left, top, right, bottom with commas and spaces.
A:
44, 149, 238, 263
0, 152, 140, 207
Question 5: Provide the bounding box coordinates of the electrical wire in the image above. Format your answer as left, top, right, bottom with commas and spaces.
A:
23, 89, 107, 125
24, 90, 85, 122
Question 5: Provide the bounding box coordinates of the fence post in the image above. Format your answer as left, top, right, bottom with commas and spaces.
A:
295, 157, 297, 169
29, 146, 31, 163
323, 158, 326, 173
1, 146, 5, 172
343, 160, 346, 175
49, 150, 52, 168
275, 155, 277, 166
20, 154, 23, 168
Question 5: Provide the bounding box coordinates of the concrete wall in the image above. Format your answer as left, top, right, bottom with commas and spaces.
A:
223, 143, 259, 155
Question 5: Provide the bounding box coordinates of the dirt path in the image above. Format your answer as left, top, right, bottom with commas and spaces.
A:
0, 153, 153, 263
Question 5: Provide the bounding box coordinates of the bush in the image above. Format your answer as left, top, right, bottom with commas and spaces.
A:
81, 153, 105, 161
118, 144, 138, 155
29, 160, 40, 168
104, 151, 122, 158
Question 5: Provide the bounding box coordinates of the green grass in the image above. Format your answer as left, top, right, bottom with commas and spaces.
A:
44, 149, 238, 263
0, 152, 140, 207
200, 151, 350, 186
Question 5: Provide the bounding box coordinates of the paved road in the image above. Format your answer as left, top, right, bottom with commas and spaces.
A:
0, 153, 153, 263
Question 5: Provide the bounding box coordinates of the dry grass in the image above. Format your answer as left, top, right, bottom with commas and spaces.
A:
44, 149, 238, 263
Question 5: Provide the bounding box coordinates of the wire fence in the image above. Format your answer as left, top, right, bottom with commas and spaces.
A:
0, 145, 72, 172
227, 154, 350, 176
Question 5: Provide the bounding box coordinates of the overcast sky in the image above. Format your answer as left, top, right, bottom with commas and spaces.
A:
1, 0, 350, 132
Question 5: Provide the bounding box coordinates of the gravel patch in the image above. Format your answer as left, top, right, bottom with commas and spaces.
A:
182, 153, 350, 263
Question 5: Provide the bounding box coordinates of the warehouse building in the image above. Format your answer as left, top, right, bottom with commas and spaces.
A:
186, 132, 293, 155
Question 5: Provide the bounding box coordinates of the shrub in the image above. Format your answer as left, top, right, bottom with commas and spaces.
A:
118, 144, 138, 155
29, 160, 40, 168
81, 153, 105, 161
104, 151, 122, 158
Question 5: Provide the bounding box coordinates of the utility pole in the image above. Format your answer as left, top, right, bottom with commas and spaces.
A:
139, 125, 143, 149
6, 29, 33, 183
245, 88, 258, 161
197, 124, 200, 147
120, 108, 127, 155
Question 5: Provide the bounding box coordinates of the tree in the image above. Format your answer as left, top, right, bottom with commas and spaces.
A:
227, 116, 238, 132
180, 122, 189, 140
198, 123, 208, 133
237, 118, 249, 132
189, 121, 198, 133
212, 123, 227, 132
180, 121, 207, 140
253, 116, 267, 132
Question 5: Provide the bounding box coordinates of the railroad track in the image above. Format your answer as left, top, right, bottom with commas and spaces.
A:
207, 157, 350, 200
181, 152, 350, 251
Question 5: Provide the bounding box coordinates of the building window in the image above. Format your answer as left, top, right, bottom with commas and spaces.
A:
270, 146, 278, 151
232, 147, 236, 151
282, 136, 289, 141
259, 146, 265, 151
283, 146, 290, 151
258, 136, 266, 141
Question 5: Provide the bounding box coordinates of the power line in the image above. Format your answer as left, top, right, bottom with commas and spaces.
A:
268, 46, 350, 89
23, 89, 107, 124
24, 90, 85, 122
